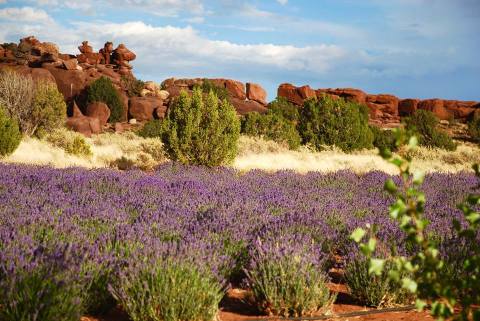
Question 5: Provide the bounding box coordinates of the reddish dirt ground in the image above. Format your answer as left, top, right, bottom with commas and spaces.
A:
81, 285, 434, 321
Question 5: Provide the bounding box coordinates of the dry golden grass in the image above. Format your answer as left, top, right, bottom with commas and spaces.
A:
3, 133, 479, 174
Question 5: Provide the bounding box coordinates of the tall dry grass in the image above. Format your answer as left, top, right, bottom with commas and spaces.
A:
3, 133, 479, 174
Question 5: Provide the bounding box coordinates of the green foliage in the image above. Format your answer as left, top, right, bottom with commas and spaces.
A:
241, 111, 301, 149
246, 257, 334, 317
121, 75, 145, 97
298, 96, 374, 152
268, 97, 300, 122
87, 76, 124, 123
46, 128, 92, 157
193, 79, 230, 101
405, 109, 456, 151
161, 88, 240, 166
0, 246, 83, 321
109, 260, 223, 321
31, 81, 67, 138
345, 256, 413, 307
468, 112, 480, 143
370, 125, 399, 153
137, 119, 163, 138
0, 107, 22, 157
81, 261, 116, 315
352, 130, 480, 321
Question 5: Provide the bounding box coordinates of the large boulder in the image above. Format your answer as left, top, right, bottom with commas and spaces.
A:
246, 82, 267, 105
66, 102, 102, 136
230, 97, 268, 115
277, 83, 304, 106
418, 99, 450, 120
398, 99, 419, 116
85, 102, 110, 126
329, 88, 367, 104
44, 66, 91, 101
367, 94, 399, 115
129, 97, 163, 121
443, 100, 477, 119
224, 79, 246, 100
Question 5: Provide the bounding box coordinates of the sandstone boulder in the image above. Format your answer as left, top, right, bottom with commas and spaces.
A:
329, 88, 367, 104
224, 79, 246, 100
398, 99, 419, 116
246, 82, 267, 105
443, 100, 477, 119
367, 94, 399, 115
63, 58, 78, 70
278, 83, 304, 106
418, 99, 451, 120
66, 102, 102, 136
129, 97, 163, 121
230, 97, 268, 115
86, 102, 110, 126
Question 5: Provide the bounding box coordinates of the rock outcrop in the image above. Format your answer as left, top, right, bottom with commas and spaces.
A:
278, 83, 479, 125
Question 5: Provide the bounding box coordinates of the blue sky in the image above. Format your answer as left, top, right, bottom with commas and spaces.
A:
0, 0, 479, 101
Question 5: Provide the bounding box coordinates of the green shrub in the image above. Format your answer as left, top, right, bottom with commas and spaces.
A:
468, 112, 480, 143
241, 111, 301, 149
193, 79, 230, 101
246, 257, 334, 317
121, 75, 145, 97
87, 76, 125, 123
268, 97, 300, 122
404, 109, 456, 151
345, 256, 413, 307
0, 107, 22, 157
45, 128, 92, 157
81, 261, 116, 315
31, 81, 67, 138
298, 96, 374, 152
110, 260, 223, 321
137, 119, 163, 138
161, 88, 240, 166
370, 125, 398, 153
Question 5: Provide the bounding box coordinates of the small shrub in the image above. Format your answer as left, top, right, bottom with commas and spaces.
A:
241, 111, 301, 149
268, 97, 300, 122
345, 255, 413, 307
109, 260, 223, 321
246, 256, 333, 317
121, 75, 145, 97
0, 69, 35, 133
45, 128, 92, 157
370, 125, 398, 153
140, 139, 165, 162
31, 81, 67, 138
468, 112, 480, 143
193, 79, 230, 100
161, 88, 240, 166
81, 259, 116, 315
87, 76, 124, 123
405, 109, 456, 151
137, 119, 163, 138
110, 156, 136, 170
0, 244, 83, 321
0, 107, 22, 157
298, 96, 374, 152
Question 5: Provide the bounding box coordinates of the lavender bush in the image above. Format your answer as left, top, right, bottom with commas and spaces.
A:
0, 162, 477, 317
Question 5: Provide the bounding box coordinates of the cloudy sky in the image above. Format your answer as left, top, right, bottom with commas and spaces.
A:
0, 0, 479, 101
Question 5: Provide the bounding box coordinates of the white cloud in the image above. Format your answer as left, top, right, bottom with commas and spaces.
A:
0, 7, 54, 24
277, 0, 288, 5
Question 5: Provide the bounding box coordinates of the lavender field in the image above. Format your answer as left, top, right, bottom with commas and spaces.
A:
0, 162, 478, 319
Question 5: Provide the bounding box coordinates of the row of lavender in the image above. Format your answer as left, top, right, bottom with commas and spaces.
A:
0, 163, 478, 319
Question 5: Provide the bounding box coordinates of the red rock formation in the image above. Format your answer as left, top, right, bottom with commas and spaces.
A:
418, 99, 450, 120
129, 97, 163, 121
99, 42, 113, 65
85, 102, 110, 126
66, 102, 102, 136
398, 99, 420, 116
277, 83, 305, 106
230, 97, 268, 115
246, 82, 267, 105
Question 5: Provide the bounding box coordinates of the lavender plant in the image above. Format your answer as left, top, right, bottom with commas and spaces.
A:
109, 259, 223, 321
351, 130, 480, 320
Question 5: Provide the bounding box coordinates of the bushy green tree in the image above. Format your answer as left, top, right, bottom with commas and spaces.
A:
298, 96, 373, 152
370, 125, 398, 153
0, 107, 22, 157
193, 79, 230, 101
87, 76, 124, 123
404, 109, 456, 151
268, 97, 300, 123
161, 88, 240, 166
121, 75, 145, 97
31, 81, 67, 138
468, 112, 480, 143
241, 111, 301, 149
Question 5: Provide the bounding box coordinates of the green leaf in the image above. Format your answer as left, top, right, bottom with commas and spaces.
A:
415, 299, 427, 312
402, 277, 418, 293
368, 258, 385, 276
350, 228, 366, 243
384, 179, 397, 194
